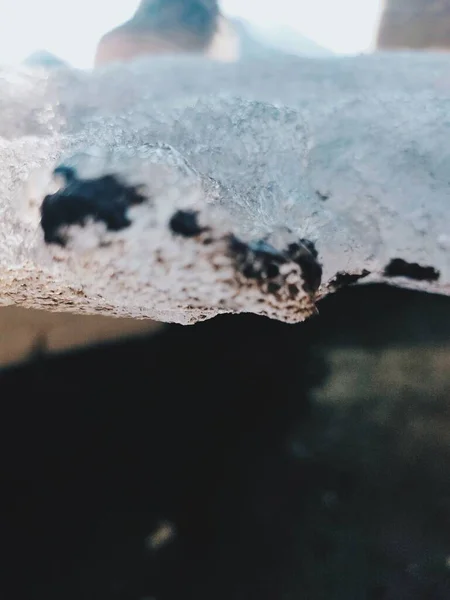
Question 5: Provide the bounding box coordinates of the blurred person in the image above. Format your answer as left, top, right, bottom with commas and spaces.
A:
95, 0, 239, 66
378, 0, 450, 50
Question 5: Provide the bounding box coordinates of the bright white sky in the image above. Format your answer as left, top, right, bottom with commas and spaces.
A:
0, 0, 384, 68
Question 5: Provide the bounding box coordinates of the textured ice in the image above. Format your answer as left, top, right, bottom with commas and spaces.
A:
0, 52, 449, 324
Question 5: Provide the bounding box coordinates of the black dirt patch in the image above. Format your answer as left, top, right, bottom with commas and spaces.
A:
288, 284, 299, 298
267, 282, 282, 295
229, 235, 322, 295
229, 236, 287, 283
40, 166, 147, 246
330, 270, 371, 289
169, 210, 209, 238
286, 240, 322, 294
384, 259, 440, 282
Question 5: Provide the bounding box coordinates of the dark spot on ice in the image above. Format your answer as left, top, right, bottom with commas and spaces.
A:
229, 235, 286, 284
40, 166, 147, 246
330, 270, 371, 289
169, 210, 209, 238
315, 190, 329, 201
286, 240, 322, 294
288, 284, 299, 297
228, 235, 322, 295
299, 239, 319, 259
266, 264, 280, 279
384, 259, 440, 282
268, 282, 281, 295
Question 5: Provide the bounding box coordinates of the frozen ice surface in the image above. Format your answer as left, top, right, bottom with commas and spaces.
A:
0, 52, 449, 324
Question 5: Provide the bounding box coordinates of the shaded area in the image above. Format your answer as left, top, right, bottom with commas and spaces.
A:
0, 285, 449, 599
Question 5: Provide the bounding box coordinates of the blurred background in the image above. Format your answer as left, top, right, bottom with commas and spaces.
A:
0, 0, 384, 67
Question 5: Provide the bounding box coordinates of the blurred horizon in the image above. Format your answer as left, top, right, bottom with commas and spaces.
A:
0, 0, 383, 68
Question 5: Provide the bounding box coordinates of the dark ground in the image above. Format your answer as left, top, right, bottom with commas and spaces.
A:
0, 284, 449, 600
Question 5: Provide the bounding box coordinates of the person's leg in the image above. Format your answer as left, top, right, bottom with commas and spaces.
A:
95, 0, 238, 67
377, 0, 450, 50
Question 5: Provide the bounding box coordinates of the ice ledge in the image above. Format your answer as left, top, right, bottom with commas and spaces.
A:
0, 52, 449, 324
